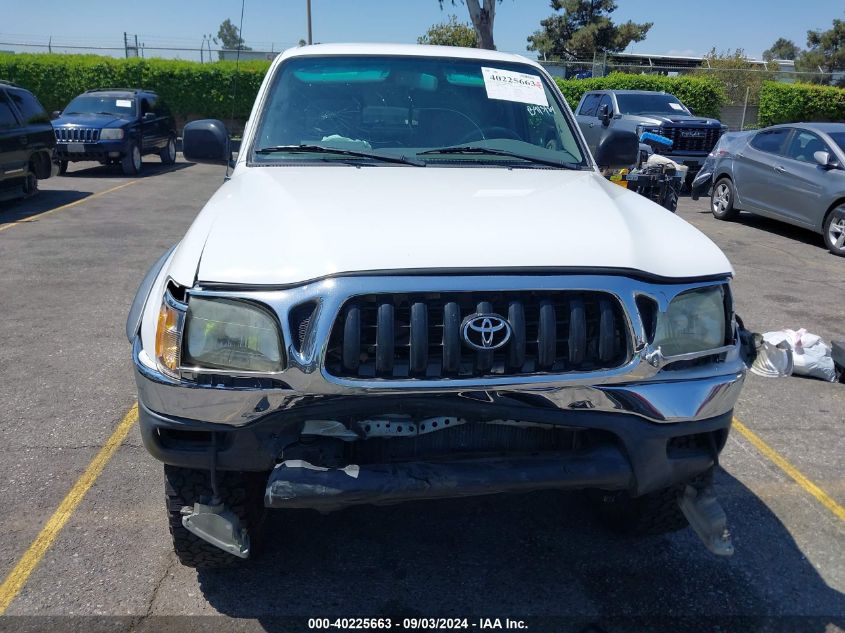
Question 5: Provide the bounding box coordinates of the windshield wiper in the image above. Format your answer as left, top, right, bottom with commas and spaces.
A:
417, 146, 581, 169
254, 144, 425, 166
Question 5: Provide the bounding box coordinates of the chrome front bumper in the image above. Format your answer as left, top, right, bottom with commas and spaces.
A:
134, 336, 744, 427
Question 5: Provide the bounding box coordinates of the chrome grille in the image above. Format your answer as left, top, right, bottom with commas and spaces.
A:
325, 291, 629, 379
54, 128, 100, 142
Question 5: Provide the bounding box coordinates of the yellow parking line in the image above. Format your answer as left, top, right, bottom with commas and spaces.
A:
0, 179, 139, 233
733, 417, 845, 524
0, 404, 139, 614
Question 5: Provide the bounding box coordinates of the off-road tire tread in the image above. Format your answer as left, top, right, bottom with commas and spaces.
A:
164, 465, 266, 569
591, 467, 714, 536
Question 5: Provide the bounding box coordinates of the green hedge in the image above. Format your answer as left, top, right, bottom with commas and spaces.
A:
0, 53, 271, 124
758, 81, 845, 126
554, 72, 727, 119
1, 55, 732, 127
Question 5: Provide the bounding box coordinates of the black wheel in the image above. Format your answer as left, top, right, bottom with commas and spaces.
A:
710, 177, 738, 220
23, 171, 38, 197
121, 142, 142, 176
589, 467, 713, 536
57, 160, 68, 175
164, 465, 267, 568
160, 136, 177, 165
822, 205, 845, 257
661, 185, 679, 213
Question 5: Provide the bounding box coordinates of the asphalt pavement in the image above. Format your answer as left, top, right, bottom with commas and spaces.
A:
0, 160, 843, 633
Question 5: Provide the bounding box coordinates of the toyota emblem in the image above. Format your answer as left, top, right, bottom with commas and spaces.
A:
460, 313, 512, 351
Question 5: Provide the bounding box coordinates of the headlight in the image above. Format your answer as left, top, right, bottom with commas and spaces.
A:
183, 297, 283, 373
653, 286, 726, 356
100, 128, 124, 140
636, 125, 661, 136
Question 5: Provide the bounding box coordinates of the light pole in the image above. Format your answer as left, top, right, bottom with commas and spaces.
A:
307, 0, 312, 45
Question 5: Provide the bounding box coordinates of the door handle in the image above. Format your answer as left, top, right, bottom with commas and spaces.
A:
774, 165, 787, 173
588, 122, 595, 128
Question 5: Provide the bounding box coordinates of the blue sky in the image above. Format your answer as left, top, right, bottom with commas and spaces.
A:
1, 0, 843, 61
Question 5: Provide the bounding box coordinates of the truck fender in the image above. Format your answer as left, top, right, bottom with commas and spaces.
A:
126, 244, 177, 342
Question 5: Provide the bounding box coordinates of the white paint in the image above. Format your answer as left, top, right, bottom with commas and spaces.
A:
171, 165, 731, 287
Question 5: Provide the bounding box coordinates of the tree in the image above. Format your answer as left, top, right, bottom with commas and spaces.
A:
527, 0, 652, 61
762, 37, 800, 61
419, 14, 478, 47
693, 48, 776, 105
214, 18, 252, 53
796, 17, 845, 84
438, 0, 499, 50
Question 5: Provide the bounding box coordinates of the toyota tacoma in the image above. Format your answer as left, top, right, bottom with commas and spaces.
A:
128, 45, 745, 567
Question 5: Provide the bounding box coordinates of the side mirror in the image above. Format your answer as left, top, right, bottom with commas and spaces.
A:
594, 129, 639, 170
143, 112, 156, 121
182, 119, 231, 165
814, 150, 838, 169
598, 103, 612, 126
51, 110, 61, 120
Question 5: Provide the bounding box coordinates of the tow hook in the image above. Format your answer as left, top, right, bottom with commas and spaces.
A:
181, 502, 250, 559
678, 485, 734, 557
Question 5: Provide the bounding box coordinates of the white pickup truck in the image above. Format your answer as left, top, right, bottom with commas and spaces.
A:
127, 44, 744, 567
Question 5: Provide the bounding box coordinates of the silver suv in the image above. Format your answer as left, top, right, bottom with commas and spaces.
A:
575, 89, 726, 176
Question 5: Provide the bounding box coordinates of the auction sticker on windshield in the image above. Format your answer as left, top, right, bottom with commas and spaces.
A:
481, 67, 548, 107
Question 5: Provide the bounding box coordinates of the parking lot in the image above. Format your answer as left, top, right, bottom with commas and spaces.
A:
0, 159, 843, 632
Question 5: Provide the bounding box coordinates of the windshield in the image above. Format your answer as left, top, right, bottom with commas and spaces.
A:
615, 93, 690, 116
64, 95, 136, 117
251, 55, 585, 167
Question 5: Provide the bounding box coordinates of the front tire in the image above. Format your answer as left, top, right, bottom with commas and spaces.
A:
121, 142, 142, 176
823, 205, 845, 257
164, 465, 267, 568
590, 485, 689, 535
160, 136, 177, 165
711, 178, 739, 220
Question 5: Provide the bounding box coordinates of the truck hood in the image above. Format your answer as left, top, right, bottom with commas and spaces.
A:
169, 166, 732, 287
53, 113, 128, 128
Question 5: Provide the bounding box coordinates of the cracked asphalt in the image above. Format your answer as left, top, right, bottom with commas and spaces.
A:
0, 160, 843, 633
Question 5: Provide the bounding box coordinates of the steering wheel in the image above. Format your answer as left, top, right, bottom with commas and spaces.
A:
458, 126, 522, 144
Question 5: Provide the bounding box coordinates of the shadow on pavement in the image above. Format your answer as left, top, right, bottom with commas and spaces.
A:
60, 161, 192, 179
193, 469, 845, 632
695, 209, 827, 252
0, 189, 91, 226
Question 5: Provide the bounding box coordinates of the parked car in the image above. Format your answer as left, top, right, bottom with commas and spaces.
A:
574, 89, 726, 178
128, 44, 744, 568
0, 80, 55, 201
52, 88, 176, 175
705, 123, 845, 257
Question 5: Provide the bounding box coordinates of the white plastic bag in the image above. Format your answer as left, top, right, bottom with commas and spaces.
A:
750, 336, 793, 378
761, 329, 837, 382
